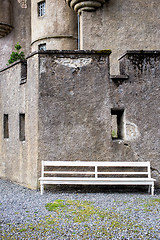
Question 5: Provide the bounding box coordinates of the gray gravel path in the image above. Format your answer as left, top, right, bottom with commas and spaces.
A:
0, 179, 160, 240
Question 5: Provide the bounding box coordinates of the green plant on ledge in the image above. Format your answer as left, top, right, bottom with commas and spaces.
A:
8, 42, 25, 65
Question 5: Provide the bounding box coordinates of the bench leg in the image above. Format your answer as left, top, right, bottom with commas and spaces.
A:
40, 183, 44, 195
151, 183, 154, 196
148, 185, 151, 194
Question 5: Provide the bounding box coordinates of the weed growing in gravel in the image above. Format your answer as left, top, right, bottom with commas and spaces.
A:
151, 198, 160, 203
45, 199, 66, 211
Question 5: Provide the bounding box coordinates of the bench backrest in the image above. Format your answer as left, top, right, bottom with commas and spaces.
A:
41, 161, 151, 178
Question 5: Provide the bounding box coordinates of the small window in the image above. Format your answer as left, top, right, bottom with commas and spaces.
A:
19, 114, 25, 141
39, 43, 46, 51
20, 61, 27, 84
111, 109, 124, 140
38, 1, 45, 17
4, 114, 9, 139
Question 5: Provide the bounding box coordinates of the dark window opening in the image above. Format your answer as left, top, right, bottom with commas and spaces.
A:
111, 109, 124, 140
19, 114, 25, 141
39, 43, 46, 51
20, 61, 27, 84
38, 1, 45, 17
4, 114, 9, 139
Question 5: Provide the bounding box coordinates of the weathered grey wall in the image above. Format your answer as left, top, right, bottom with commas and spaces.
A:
0, 0, 31, 69
0, 56, 39, 189
110, 51, 160, 185
0, 0, 12, 25
37, 50, 160, 187
31, 0, 78, 51
79, 0, 160, 74
38, 51, 112, 165
0, 50, 159, 189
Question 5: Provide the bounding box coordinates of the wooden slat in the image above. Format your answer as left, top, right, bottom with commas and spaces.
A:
44, 171, 148, 175
39, 177, 156, 181
43, 160, 150, 167
44, 171, 95, 175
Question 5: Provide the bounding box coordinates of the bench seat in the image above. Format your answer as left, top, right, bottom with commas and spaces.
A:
39, 161, 156, 195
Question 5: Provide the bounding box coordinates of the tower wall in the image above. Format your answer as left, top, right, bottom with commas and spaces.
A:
0, 0, 13, 38
31, 0, 78, 51
0, 0, 31, 69
0, 0, 12, 24
78, 0, 160, 74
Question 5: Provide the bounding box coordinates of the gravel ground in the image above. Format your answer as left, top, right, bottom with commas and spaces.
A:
0, 179, 160, 240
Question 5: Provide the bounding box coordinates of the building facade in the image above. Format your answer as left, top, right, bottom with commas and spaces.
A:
0, 0, 160, 189
0, 0, 160, 73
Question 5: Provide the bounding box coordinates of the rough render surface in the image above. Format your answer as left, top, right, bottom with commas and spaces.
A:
0, 56, 39, 189
80, 0, 160, 74
0, 50, 159, 188
38, 51, 112, 165
111, 51, 160, 186
37, 51, 160, 187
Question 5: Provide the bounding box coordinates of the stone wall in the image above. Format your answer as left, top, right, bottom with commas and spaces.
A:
0, 56, 39, 189
38, 50, 112, 167
0, 50, 159, 188
79, 0, 160, 74
110, 51, 160, 185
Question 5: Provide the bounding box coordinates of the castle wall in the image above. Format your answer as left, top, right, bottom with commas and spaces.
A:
0, 0, 31, 69
38, 51, 112, 165
110, 51, 160, 185
0, 56, 39, 189
79, 0, 160, 74
37, 50, 160, 187
0, 50, 159, 189
31, 0, 78, 51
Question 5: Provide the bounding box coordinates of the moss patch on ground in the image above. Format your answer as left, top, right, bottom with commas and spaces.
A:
1, 198, 160, 239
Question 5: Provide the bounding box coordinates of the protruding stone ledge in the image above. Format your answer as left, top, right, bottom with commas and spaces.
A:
0, 22, 13, 38
110, 75, 129, 82
110, 75, 129, 86
27, 49, 112, 59
119, 50, 160, 60
65, 0, 105, 12
110, 75, 129, 80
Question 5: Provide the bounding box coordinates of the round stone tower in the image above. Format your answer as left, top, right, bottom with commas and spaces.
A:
0, 0, 13, 38
31, 0, 78, 51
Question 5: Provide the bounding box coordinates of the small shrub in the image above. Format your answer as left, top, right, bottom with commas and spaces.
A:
8, 42, 25, 65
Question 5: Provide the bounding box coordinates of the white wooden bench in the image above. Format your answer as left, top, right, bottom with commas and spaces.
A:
39, 161, 156, 195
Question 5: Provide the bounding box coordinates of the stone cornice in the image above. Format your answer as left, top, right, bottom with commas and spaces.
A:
65, 0, 105, 12
0, 22, 13, 38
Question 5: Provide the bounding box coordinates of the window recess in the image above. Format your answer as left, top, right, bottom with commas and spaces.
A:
111, 109, 124, 140
39, 43, 46, 51
38, 1, 45, 17
19, 114, 25, 141
4, 114, 9, 139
